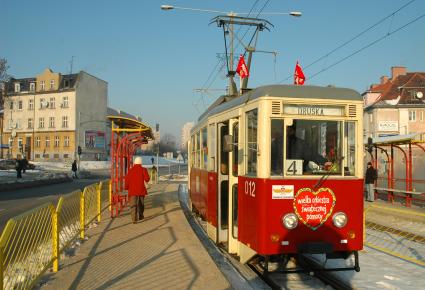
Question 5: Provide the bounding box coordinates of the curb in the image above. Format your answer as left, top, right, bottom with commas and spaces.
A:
0, 177, 72, 192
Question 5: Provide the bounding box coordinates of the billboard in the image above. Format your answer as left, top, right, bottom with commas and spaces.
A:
85, 131, 105, 149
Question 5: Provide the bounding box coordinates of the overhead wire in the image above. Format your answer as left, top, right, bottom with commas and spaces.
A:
307, 13, 425, 81
278, 0, 418, 83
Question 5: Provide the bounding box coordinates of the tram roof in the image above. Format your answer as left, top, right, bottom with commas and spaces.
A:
107, 115, 154, 139
198, 84, 362, 122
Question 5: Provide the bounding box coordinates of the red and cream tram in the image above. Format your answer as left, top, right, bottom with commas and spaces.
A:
188, 85, 363, 271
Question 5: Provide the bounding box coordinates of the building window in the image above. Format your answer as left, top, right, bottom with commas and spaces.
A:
28, 118, 33, 129
40, 98, 45, 109
16, 119, 21, 129
409, 110, 416, 122
54, 136, 60, 147
64, 80, 70, 88
45, 136, 50, 148
54, 154, 59, 159
63, 154, 69, 159
28, 99, 34, 110
15, 83, 20, 92
8, 138, 13, 148
421, 111, 424, 122
62, 96, 69, 108
18, 138, 23, 150
9, 101, 13, 110
49, 117, 55, 128
44, 154, 49, 159
35, 137, 41, 147
40, 81, 45, 91
39, 117, 45, 128
49, 97, 55, 109
8, 119, 13, 129
30, 82, 35, 92
18, 100, 23, 110
64, 136, 70, 147
35, 154, 40, 158
50, 80, 55, 90
62, 116, 68, 128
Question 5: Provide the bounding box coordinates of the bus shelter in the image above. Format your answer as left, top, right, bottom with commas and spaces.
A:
366, 133, 425, 206
108, 115, 154, 217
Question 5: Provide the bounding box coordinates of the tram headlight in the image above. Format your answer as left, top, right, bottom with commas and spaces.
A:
332, 212, 348, 228
282, 213, 298, 230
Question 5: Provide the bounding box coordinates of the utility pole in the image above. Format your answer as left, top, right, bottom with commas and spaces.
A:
210, 15, 273, 94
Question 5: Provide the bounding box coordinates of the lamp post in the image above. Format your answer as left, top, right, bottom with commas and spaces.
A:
161, 5, 301, 94
160, 5, 302, 17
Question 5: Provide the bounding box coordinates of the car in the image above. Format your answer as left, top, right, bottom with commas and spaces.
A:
0, 159, 36, 170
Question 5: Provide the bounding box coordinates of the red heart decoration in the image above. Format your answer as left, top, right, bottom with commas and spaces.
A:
293, 187, 336, 231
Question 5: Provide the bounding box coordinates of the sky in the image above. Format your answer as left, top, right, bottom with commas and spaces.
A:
2, 0, 425, 141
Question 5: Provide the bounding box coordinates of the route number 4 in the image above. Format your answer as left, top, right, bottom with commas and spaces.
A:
285, 159, 303, 175
245, 180, 256, 197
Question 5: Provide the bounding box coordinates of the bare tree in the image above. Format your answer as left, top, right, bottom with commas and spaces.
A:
0, 58, 10, 107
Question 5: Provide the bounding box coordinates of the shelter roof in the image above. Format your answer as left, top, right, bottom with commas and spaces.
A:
366, 133, 425, 146
107, 115, 154, 140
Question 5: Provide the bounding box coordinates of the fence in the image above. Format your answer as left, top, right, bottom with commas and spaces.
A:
364, 204, 425, 267
0, 179, 111, 290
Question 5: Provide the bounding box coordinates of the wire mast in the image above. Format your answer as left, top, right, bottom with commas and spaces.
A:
210, 15, 273, 95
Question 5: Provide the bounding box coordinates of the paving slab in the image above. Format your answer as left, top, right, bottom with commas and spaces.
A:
38, 182, 231, 290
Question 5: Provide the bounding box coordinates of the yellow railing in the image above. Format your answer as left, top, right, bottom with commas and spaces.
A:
0, 179, 111, 290
365, 204, 425, 266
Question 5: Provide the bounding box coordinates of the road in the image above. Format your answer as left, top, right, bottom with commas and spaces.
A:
0, 177, 107, 232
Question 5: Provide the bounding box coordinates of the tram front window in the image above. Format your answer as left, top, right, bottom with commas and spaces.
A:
270, 119, 354, 176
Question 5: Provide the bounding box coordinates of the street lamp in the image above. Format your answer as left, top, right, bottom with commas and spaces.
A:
160, 5, 302, 17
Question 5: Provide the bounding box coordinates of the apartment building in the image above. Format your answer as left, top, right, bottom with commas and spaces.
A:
2, 68, 107, 161
363, 66, 425, 139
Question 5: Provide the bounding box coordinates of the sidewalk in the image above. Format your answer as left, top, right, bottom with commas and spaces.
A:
38, 182, 231, 290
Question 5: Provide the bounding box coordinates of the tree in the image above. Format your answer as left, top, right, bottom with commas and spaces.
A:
0, 58, 10, 107
159, 133, 177, 156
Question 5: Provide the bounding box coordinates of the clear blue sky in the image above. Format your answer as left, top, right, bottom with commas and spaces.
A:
2, 0, 425, 140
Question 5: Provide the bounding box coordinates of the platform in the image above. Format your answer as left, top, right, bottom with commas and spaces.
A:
38, 182, 231, 290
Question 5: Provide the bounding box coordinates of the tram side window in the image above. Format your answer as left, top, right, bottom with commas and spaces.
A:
271, 119, 284, 175
196, 132, 201, 168
220, 125, 229, 175
232, 122, 239, 177
190, 136, 195, 167
201, 127, 208, 170
208, 124, 216, 171
344, 122, 356, 176
246, 109, 258, 175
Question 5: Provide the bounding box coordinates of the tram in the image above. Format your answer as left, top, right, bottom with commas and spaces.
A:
188, 84, 363, 271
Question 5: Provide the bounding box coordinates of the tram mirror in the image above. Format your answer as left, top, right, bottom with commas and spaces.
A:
223, 135, 234, 152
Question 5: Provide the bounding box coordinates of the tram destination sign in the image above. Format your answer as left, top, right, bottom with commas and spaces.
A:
284, 104, 344, 117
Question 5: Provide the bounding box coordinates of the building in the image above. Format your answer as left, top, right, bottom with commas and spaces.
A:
2, 68, 107, 161
363, 66, 425, 139
180, 122, 194, 151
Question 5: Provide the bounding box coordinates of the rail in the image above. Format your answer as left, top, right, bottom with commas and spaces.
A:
374, 186, 425, 207
0, 179, 111, 290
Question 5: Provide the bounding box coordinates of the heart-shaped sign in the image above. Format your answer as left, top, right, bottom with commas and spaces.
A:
293, 187, 336, 231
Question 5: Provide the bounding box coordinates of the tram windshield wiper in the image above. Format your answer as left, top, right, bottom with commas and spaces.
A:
313, 156, 345, 191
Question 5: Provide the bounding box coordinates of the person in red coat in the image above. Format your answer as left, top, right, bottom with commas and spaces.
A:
125, 156, 150, 223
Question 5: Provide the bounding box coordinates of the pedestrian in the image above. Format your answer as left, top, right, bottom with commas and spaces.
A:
15, 155, 23, 179
125, 156, 150, 223
152, 165, 158, 184
72, 160, 78, 179
365, 161, 378, 202
22, 156, 28, 173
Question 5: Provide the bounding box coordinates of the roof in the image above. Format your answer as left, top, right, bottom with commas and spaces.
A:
368, 72, 425, 107
198, 84, 362, 121
107, 115, 154, 140
366, 133, 425, 146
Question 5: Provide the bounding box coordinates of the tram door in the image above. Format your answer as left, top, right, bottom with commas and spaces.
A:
228, 119, 239, 254
217, 122, 229, 245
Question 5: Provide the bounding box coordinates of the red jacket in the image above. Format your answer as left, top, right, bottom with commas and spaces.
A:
125, 165, 150, 196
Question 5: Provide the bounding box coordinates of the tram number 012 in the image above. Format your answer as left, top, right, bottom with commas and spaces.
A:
245, 180, 256, 197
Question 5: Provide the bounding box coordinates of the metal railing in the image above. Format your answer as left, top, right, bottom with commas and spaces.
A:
0, 179, 111, 290
365, 204, 425, 266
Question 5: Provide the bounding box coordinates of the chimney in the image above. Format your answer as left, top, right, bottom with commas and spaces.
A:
380, 75, 389, 84
391, 66, 407, 80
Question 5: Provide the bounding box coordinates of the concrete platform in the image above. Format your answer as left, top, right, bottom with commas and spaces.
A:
38, 182, 231, 290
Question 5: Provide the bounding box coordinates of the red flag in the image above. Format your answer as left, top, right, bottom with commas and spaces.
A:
236, 55, 249, 79
294, 61, 305, 85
